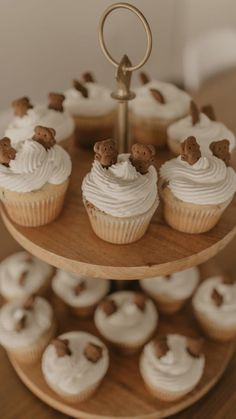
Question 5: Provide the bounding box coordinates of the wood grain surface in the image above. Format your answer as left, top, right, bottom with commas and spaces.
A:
1, 146, 236, 280
5, 263, 235, 419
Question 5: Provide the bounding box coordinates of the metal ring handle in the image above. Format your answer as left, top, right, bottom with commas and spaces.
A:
99, 2, 152, 72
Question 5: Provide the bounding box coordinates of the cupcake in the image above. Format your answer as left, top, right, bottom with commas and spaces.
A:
64, 72, 116, 148
5, 95, 75, 148
82, 140, 159, 244
130, 72, 191, 148
0, 126, 72, 227
42, 331, 109, 403
160, 136, 236, 233
140, 267, 200, 314
167, 101, 236, 156
193, 275, 236, 341
0, 251, 54, 301
52, 269, 110, 317
0, 295, 55, 363
94, 291, 158, 355
140, 334, 205, 401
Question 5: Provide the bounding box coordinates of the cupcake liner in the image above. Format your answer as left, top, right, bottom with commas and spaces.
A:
142, 375, 189, 401
8, 321, 56, 364
0, 180, 69, 227
52, 294, 99, 318
160, 185, 232, 234
43, 377, 102, 403
167, 137, 182, 156
130, 113, 187, 148
154, 296, 186, 315
194, 309, 236, 342
73, 111, 116, 148
83, 197, 159, 244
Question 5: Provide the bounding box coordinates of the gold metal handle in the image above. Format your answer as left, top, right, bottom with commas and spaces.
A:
98, 2, 152, 153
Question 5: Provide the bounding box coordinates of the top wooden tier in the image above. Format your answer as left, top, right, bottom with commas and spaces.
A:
1, 147, 236, 280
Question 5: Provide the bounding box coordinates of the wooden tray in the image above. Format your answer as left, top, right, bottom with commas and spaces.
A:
1, 147, 236, 280
8, 263, 235, 419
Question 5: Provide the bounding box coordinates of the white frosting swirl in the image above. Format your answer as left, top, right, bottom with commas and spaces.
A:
193, 276, 236, 328
82, 154, 158, 217
94, 291, 158, 345
0, 140, 72, 192
0, 251, 53, 300
160, 155, 236, 205
167, 113, 236, 155
42, 331, 109, 395
0, 297, 53, 348
131, 81, 191, 119
140, 267, 200, 301
5, 106, 75, 145
52, 269, 110, 307
64, 83, 116, 117
140, 334, 205, 394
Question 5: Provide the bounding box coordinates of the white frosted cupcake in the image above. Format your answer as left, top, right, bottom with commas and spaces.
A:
167, 102, 235, 156
64, 73, 116, 148
94, 291, 158, 355
52, 269, 110, 317
193, 276, 236, 341
140, 267, 200, 314
82, 140, 159, 244
140, 334, 205, 401
0, 295, 55, 363
5, 95, 75, 148
160, 137, 236, 233
42, 331, 109, 403
0, 251, 54, 301
130, 72, 191, 148
0, 127, 72, 227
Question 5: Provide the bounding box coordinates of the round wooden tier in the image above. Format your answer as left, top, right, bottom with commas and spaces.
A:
8, 267, 235, 419
1, 146, 236, 279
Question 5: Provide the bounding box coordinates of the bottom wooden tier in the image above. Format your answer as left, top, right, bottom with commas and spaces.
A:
8, 292, 235, 419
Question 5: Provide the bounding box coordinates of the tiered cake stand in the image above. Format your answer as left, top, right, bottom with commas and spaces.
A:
1, 145, 236, 419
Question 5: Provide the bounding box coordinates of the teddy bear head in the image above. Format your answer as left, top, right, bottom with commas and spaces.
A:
11, 96, 33, 117
130, 143, 156, 174
0, 137, 16, 167
73, 79, 88, 98
181, 136, 201, 165
94, 139, 118, 168
210, 139, 230, 166
48, 92, 65, 112
84, 342, 103, 363
32, 125, 56, 150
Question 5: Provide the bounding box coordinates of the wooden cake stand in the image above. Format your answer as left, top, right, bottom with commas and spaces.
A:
1, 147, 236, 418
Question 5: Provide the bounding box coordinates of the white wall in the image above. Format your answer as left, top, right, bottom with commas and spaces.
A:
0, 0, 236, 110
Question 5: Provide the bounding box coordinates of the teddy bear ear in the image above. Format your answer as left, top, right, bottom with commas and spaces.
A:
49, 128, 56, 136
94, 141, 101, 153
148, 144, 156, 156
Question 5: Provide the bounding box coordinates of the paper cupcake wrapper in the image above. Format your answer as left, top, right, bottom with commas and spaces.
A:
160, 186, 232, 234
1, 180, 69, 227
194, 309, 236, 342
83, 197, 159, 244
8, 321, 56, 364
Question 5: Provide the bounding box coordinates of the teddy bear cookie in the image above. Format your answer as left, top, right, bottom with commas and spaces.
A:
0, 138, 16, 167
48, 93, 65, 112
11, 96, 33, 117
210, 139, 230, 166
32, 125, 56, 150
82, 139, 159, 244
180, 136, 201, 165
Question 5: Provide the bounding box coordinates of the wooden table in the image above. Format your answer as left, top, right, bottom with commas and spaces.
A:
1, 69, 236, 419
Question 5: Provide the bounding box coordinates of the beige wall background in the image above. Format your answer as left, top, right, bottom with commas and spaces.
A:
0, 0, 235, 270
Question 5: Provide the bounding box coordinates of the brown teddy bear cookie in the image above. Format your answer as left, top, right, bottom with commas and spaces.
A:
187, 338, 204, 358
84, 342, 103, 363
0, 137, 16, 167
99, 298, 117, 316
201, 104, 216, 121
139, 71, 150, 85
130, 143, 156, 175
48, 93, 65, 112
82, 72, 95, 83
15, 313, 27, 332
190, 101, 200, 125
210, 139, 230, 166
149, 88, 165, 104
52, 338, 72, 357
181, 136, 201, 165
94, 139, 118, 168
12, 96, 33, 117
211, 288, 223, 307
32, 126, 56, 150
73, 280, 86, 296
154, 336, 169, 359
73, 79, 89, 98
133, 293, 146, 312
